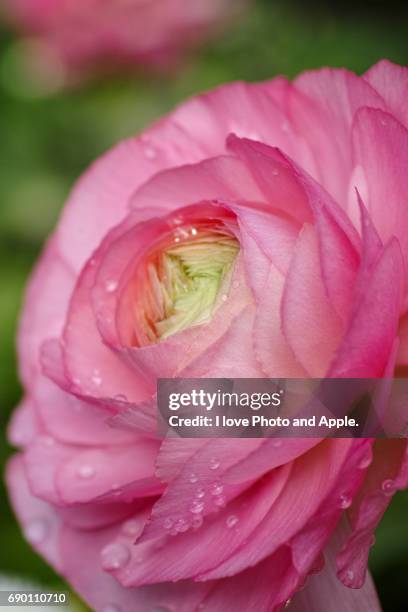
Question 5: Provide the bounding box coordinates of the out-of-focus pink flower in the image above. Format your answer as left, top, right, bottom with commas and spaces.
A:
2, 0, 242, 83
7, 60, 408, 611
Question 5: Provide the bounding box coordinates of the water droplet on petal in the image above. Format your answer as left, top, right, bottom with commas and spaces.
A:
221, 294, 228, 302
192, 515, 204, 530
190, 500, 205, 514
101, 542, 130, 570
214, 495, 226, 508
102, 604, 121, 612
174, 518, 189, 533
226, 515, 238, 528
144, 144, 158, 160
91, 369, 102, 386
210, 483, 224, 496
382, 479, 396, 496
209, 458, 220, 470
24, 518, 49, 544
358, 452, 372, 469
338, 494, 352, 509
163, 518, 174, 530
114, 394, 127, 402
122, 519, 141, 537
284, 599, 291, 608
195, 487, 206, 499
77, 464, 95, 479
345, 569, 354, 582
189, 473, 198, 484
105, 279, 118, 293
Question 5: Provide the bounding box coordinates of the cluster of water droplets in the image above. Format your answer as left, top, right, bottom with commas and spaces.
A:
162, 457, 242, 537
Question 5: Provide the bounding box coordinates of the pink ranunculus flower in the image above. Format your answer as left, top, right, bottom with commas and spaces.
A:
2, 0, 241, 83
7, 60, 408, 611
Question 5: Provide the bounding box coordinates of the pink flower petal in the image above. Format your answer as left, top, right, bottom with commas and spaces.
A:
337, 439, 408, 588
282, 224, 343, 376
329, 238, 403, 376
291, 67, 386, 206
364, 59, 408, 128
290, 530, 381, 612
352, 107, 408, 270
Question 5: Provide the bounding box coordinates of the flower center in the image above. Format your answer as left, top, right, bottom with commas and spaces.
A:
134, 224, 239, 345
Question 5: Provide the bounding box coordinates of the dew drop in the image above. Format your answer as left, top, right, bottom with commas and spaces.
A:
77, 464, 95, 479
174, 518, 189, 533
345, 569, 354, 582
209, 458, 220, 471
144, 144, 157, 160
114, 394, 128, 402
91, 369, 102, 386
221, 294, 228, 302
24, 518, 49, 544
191, 227, 198, 236
284, 599, 291, 608
172, 215, 184, 226
338, 494, 352, 509
105, 279, 118, 293
382, 479, 396, 496
163, 518, 174, 530
192, 515, 204, 530
122, 519, 140, 537
210, 483, 224, 496
189, 473, 198, 484
214, 495, 226, 508
190, 500, 204, 514
226, 515, 238, 528
195, 487, 206, 499
101, 542, 130, 570
102, 604, 121, 612
358, 452, 372, 469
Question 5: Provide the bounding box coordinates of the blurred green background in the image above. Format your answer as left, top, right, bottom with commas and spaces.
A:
1, 0, 408, 610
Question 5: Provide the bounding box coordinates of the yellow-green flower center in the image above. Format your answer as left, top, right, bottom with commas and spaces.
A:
134, 226, 239, 345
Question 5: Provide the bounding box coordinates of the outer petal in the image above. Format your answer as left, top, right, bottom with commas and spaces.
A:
329, 239, 403, 377
290, 67, 386, 207
18, 238, 75, 386
282, 224, 343, 376
352, 107, 408, 270
364, 59, 408, 129
289, 541, 381, 612
336, 439, 408, 588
